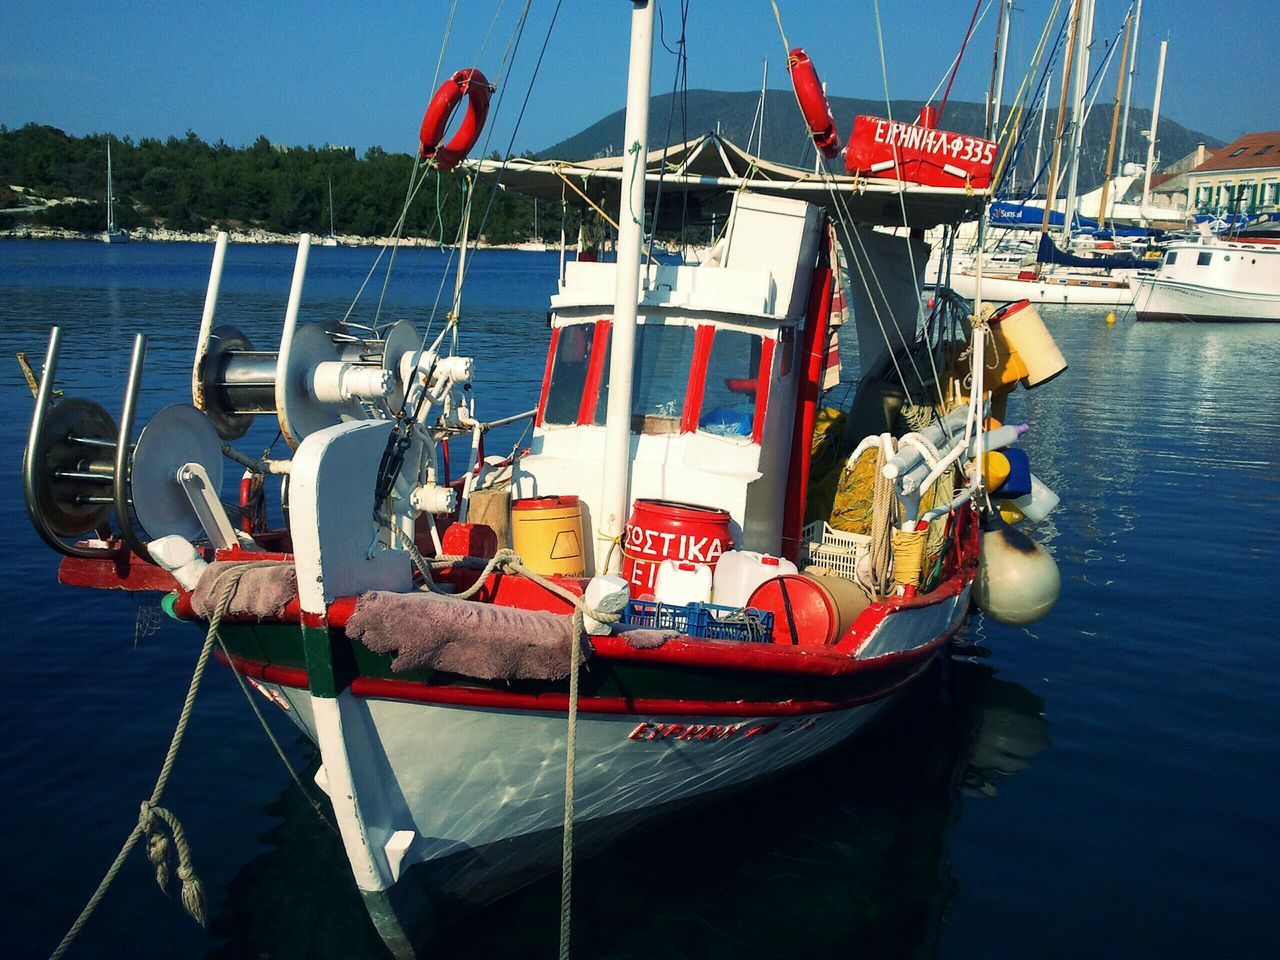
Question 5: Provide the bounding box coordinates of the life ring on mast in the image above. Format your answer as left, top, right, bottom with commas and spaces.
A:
788, 48, 841, 159
419, 68, 492, 172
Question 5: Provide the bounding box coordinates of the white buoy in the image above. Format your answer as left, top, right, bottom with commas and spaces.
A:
974, 515, 1061, 625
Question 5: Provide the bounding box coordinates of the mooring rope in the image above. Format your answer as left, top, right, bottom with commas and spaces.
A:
383, 525, 612, 958
48, 562, 273, 960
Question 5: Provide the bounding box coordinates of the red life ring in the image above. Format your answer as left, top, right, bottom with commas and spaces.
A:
419, 68, 492, 172
788, 48, 841, 159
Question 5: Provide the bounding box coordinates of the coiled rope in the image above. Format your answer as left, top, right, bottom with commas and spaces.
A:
48, 561, 274, 960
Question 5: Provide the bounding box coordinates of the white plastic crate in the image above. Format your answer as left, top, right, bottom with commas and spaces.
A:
801, 520, 871, 581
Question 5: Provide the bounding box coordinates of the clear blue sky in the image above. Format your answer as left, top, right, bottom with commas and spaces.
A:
3, 1, 1275, 155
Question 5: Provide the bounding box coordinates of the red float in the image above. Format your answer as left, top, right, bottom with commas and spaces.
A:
787, 48, 842, 159
418, 68, 492, 172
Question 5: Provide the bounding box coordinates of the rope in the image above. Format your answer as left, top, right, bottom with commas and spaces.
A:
48, 562, 272, 960
383, 523, 607, 959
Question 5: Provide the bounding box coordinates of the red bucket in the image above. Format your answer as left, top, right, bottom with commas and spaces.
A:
622, 499, 733, 597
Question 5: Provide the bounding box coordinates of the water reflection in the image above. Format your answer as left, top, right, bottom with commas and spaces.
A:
204, 648, 1049, 960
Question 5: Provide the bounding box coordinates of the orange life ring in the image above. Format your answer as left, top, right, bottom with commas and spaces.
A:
788, 48, 841, 159
419, 68, 492, 172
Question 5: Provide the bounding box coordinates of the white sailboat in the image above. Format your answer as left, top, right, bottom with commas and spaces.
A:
101, 140, 129, 244
320, 175, 339, 246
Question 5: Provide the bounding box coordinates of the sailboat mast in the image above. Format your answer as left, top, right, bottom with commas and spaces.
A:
1141, 39, 1167, 215
988, 0, 1014, 139
1097, 10, 1133, 227
1060, 0, 1095, 242
1117, 0, 1142, 175
1032, 70, 1051, 198
599, 0, 654, 573
328, 175, 336, 236
758, 60, 768, 157
106, 140, 115, 232
1038, 0, 1083, 239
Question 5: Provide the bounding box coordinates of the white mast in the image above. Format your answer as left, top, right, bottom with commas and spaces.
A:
106, 140, 115, 233
1141, 39, 1167, 215
991, 0, 1014, 138
1032, 70, 1051, 195
1060, 0, 1095, 242
1117, 0, 1142, 174
599, 0, 654, 573
758, 60, 768, 157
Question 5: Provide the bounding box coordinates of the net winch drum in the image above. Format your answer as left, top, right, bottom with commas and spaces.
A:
23, 327, 229, 559
194, 318, 419, 447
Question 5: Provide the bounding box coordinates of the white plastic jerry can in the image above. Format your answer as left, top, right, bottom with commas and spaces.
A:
653, 559, 714, 606
712, 550, 799, 608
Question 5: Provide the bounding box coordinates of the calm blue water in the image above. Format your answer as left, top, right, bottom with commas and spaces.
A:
1, 240, 1277, 959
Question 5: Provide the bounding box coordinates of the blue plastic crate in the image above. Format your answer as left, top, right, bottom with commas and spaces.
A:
621, 599, 774, 643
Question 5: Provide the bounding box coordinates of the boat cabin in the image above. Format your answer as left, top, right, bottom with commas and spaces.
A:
513, 193, 824, 574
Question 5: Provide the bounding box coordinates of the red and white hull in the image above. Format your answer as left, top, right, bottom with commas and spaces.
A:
949, 268, 1136, 306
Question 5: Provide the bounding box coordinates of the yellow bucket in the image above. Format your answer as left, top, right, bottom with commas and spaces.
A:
511, 495, 585, 577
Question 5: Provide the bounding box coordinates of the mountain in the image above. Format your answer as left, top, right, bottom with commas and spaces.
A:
539, 89, 1224, 194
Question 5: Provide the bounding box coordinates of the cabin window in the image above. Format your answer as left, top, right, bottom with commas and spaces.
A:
542, 324, 594, 424
594, 321, 696, 434
1197, 251, 1213, 266
1165, 251, 1178, 266
698, 330, 763, 438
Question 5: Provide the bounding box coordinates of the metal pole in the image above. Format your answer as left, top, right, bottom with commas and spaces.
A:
1142, 39, 1167, 216
193, 231, 229, 408
1098, 12, 1133, 226
1061, 0, 1095, 242
598, 0, 654, 574
1117, 0, 1142, 175
113, 334, 152, 561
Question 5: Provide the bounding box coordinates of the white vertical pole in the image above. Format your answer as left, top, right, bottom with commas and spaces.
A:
1142, 39, 1168, 214
192, 231, 229, 406
1061, 0, 1094, 241
992, 0, 1014, 138
598, 0, 654, 574
1117, 0, 1142, 174
1033, 70, 1051, 195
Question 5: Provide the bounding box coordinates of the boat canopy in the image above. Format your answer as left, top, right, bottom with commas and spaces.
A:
1034, 233, 1143, 270
465, 133, 987, 229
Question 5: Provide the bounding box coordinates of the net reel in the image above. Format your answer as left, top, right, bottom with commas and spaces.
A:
23, 327, 229, 560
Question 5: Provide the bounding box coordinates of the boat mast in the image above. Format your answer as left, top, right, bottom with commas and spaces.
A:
106, 140, 115, 233
1097, 10, 1133, 228
988, 0, 1014, 140
328, 175, 336, 237
1031, 70, 1051, 199
758, 59, 768, 157
1141, 39, 1167, 218
1038, 0, 1083, 242
1060, 0, 1095, 243
599, 0, 654, 573
1116, 0, 1142, 175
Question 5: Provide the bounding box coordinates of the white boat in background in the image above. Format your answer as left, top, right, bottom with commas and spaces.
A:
101, 141, 128, 244
1134, 232, 1280, 322
951, 265, 1136, 306
320, 176, 340, 246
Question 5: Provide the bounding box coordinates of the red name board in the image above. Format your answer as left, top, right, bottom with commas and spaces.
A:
845, 115, 997, 189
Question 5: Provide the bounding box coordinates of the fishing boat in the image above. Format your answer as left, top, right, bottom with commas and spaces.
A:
21, 5, 1065, 957
1134, 229, 1280, 322
101, 140, 129, 244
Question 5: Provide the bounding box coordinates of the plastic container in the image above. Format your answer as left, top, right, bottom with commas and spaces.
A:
713, 550, 799, 609
654, 559, 713, 606
800, 520, 872, 581
1010, 473, 1059, 522
621, 599, 774, 642
997, 447, 1032, 499
583, 574, 629, 636
746, 573, 868, 647
989, 299, 1068, 388
623, 499, 733, 597
511, 495, 585, 577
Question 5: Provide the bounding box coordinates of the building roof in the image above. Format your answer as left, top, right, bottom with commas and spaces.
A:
1191, 131, 1280, 173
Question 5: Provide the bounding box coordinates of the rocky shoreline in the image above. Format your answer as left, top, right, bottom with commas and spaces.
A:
0, 224, 555, 250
